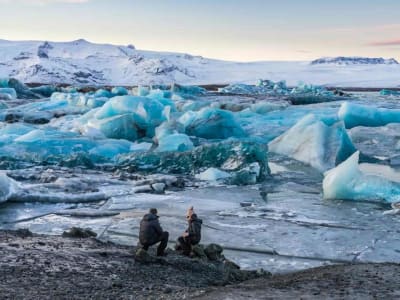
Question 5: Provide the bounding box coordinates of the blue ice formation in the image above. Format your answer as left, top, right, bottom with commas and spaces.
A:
179, 108, 246, 139
0, 78, 41, 99
0, 124, 135, 167
323, 151, 400, 203
0, 88, 17, 100
111, 86, 129, 96
156, 133, 194, 152
171, 83, 206, 97
51, 92, 108, 109
380, 89, 400, 96
30, 85, 58, 97
154, 121, 193, 152
219, 80, 288, 95
269, 114, 356, 172
338, 102, 400, 129
94, 89, 113, 98
80, 96, 171, 141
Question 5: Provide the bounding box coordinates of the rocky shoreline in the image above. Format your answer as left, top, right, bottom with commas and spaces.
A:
1, 229, 400, 299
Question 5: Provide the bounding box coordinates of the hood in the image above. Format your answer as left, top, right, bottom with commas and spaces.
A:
143, 213, 158, 221
190, 214, 202, 224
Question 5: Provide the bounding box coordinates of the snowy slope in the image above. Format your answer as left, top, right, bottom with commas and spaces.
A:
0, 39, 399, 87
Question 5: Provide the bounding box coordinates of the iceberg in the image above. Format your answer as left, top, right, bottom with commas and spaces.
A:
338, 102, 400, 129
81, 96, 171, 141
0, 78, 41, 99
87, 114, 138, 141
30, 85, 58, 97
269, 114, 356, 172
323, 152, 400, 203
171, 83, 206, 97
111, 87, 129, 96
0, 173, 19, 203
180, 108, 246, 139
0, 88, 17, 100
156, 133, 194, 152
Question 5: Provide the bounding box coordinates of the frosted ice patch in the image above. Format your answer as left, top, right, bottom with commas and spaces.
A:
195, 168, 232, 181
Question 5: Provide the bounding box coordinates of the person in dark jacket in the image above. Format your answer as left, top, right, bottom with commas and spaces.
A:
139, 208, 169, 256
176, 206, 202, 256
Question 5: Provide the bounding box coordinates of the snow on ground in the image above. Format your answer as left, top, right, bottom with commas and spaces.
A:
0, 39, 399, 87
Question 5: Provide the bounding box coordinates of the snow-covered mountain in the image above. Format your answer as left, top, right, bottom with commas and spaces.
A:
311, 56, 399, 65
0, 39, 399, 87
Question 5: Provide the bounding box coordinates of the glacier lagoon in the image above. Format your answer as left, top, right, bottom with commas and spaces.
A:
0, 79, 400, 272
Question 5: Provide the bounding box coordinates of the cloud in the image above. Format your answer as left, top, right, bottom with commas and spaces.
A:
368, 39, 400, 46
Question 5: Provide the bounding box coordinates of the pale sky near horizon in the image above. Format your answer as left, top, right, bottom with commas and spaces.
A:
0, 0, 399, 61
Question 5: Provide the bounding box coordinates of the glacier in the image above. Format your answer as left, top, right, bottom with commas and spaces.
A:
268, 114, 356, 172
323, 152, 400, 203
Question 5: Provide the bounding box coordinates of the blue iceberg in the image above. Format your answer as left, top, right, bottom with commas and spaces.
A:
179, 108, 246, 139
338, 102, 400, 129
323, 152, 400, 203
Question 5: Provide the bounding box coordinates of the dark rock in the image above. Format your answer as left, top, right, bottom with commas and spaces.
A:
14, 228, 33, 238
191, 244, 208, 260
62, 227, 97, 238
204, 244, 224, 261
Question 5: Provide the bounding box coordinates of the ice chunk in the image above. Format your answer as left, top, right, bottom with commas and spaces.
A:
323, 152, 400, 203
0, 78, 41, 99
156, 133, 194, 152
94, 89, 113, 98
111, 86, 129, 96
0, 88, 17, 100
171, 83, 206, 96
30, 85, 58, 97
86, 96, 171, 140
180, 108, 246, 139
0, 173, 19, 203
269, 114, 356, 172
380, 89, 400, 96
338, 102, 400, 129
195, 168, 231, 181
87, 114, 138, 141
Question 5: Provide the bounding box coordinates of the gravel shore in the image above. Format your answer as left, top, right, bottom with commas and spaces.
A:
1, 229, 399, 299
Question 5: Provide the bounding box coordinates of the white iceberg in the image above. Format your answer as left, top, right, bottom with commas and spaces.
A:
269, 114, 356, 172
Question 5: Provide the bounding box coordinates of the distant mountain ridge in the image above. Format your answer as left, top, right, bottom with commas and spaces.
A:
0, 39, 399, 87
311, 56, 399, 65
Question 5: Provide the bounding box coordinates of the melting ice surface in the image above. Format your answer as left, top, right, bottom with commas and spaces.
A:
0, 79, 400, 272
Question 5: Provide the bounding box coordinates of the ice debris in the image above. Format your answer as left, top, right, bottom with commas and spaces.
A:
179, 108, 246, 139
269, 114, 356, 172
0, 173, 19, 203
380, 89, 400, 96
117, 140, 269, 183
195, 168, 232, 181
338, 102, 400, 129
323, 151, 400, 203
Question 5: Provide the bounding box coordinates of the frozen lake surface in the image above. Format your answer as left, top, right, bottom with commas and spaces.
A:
1, 87, 400, 273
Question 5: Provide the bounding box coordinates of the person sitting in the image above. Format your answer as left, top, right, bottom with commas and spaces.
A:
138, 208, 169, 256
176, 206, 202, 256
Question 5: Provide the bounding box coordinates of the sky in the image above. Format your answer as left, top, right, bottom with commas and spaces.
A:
0, 0, 399, 61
